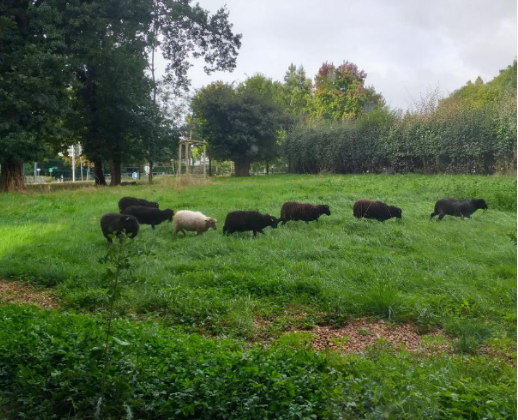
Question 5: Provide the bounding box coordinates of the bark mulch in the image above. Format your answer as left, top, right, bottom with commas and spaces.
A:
307, 319, 452, 354
0, 280, 59, 309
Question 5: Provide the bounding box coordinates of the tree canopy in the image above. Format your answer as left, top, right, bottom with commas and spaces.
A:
312, 61, 383, 120
0, 0, 241, 191
192, 81, 286, 176
0, 0, 73, 191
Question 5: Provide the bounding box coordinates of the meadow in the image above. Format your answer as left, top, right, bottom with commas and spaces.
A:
0, 174, 516, 418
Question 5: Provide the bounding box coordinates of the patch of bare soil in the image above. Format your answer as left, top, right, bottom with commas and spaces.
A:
308, 319, 452, 355
0, 280, 59, 309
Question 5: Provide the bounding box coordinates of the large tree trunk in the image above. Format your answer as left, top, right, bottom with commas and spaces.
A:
94, 160, 107, 186
234, 158, 251, 177
109, 160, 121, 186
148, 161, 153, 185
0, 159, 25, 193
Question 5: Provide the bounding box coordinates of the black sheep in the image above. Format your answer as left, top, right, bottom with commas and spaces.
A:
118, 196, 159, 212
430, 198, 488, 220
100, 213, 140, 242
223, 211, 280, 237
280, 201, 330, 224
353, 199, 402, 221
121, 206, 173, 229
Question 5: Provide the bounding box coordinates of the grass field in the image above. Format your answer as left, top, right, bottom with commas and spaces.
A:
0, 174, 516, 418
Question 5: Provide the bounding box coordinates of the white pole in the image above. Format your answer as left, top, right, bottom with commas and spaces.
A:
71, 145, 76, 182
33, 162, 37, 183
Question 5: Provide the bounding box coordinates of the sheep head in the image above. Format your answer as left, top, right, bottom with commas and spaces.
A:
205, 218, 217, 230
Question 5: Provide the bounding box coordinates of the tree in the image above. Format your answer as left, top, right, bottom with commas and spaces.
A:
312, 61, 383, 121
0, 0, 242, 190
439, 60, 517, 110
0, 1, 73, 192
281, 64, 313, 115
193, 81, 285, 176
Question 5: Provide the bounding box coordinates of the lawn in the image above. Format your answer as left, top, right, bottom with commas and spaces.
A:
0, 174, 516, 418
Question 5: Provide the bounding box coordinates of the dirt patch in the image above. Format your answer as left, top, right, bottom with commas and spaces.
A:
307, 319, 451, 354
0, 280, 59, 309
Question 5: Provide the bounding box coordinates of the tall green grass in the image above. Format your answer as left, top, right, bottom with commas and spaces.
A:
0, 175, 515, 340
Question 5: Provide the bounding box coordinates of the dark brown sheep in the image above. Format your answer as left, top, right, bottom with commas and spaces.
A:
100, 213, 139, 242
118, 197, 159, 212
121, 206, 173, 229
430, 198, 488, 220
280, 202, 330, 224
223, 211, 280, 237
353, 199, 402, 221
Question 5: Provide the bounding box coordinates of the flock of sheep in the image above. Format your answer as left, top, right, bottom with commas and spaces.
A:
100, 195, 489, 242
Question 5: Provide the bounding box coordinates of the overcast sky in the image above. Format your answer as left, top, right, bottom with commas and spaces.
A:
157, 0, 517, 110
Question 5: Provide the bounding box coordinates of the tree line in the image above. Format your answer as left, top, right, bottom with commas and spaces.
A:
283, 61, 517, 175
0, 0, 241, 192
191, 62, 384, 176
192, 60, 516, 176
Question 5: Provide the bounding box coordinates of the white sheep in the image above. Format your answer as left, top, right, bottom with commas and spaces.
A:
173, 210, 217, 235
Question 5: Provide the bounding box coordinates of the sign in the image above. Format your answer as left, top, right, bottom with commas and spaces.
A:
49, 168, 53, 173
132, 172, 138, 180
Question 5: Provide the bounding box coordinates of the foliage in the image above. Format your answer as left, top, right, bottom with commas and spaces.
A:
0, 0, 241, 190
0, 305, 515, 419
281, 64, 313, 115
312, 61, 383, 121
440, 60, 517, 110
0, 0, 74, 191
96, 234, 139, 409
192, 80, 286, 176
285, 61, 517, 174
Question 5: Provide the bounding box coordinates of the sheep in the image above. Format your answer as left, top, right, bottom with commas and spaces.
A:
280, 201, 330, 224
223, 211, 280, 237
430, 198, 488, 220
173, 210, 217, 235
100, 213, 139, 242
118, 196, 159, 212
121, 206, 173, 229
353, 199, 402, 221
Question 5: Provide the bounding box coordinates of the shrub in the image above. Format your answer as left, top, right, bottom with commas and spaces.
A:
284, 92, 516, 175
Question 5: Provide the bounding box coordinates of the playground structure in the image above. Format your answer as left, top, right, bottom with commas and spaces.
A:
177, 138, 208, 177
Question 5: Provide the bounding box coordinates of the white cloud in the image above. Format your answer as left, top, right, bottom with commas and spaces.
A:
156, 0, 517, 109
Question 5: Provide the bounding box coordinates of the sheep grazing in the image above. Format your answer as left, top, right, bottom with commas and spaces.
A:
353, 199, 402, 221
223, 211, 280, 237
100, 213, 140, 242
121, 206, 173, 229
430, 198, 488, 220
118, 196, 159, 212
280, 201, 330, 224
173, 210, 217, 235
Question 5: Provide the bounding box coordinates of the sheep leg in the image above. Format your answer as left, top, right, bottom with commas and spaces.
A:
152, 225, 155, 230
258, 229, 265, 235
253, 230, 257, 237
438, 213, 445, 221
430, 212, 436, 219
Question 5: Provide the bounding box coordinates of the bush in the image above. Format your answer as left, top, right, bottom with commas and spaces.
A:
0, 306, 515, 419
284, 92, 516, 175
